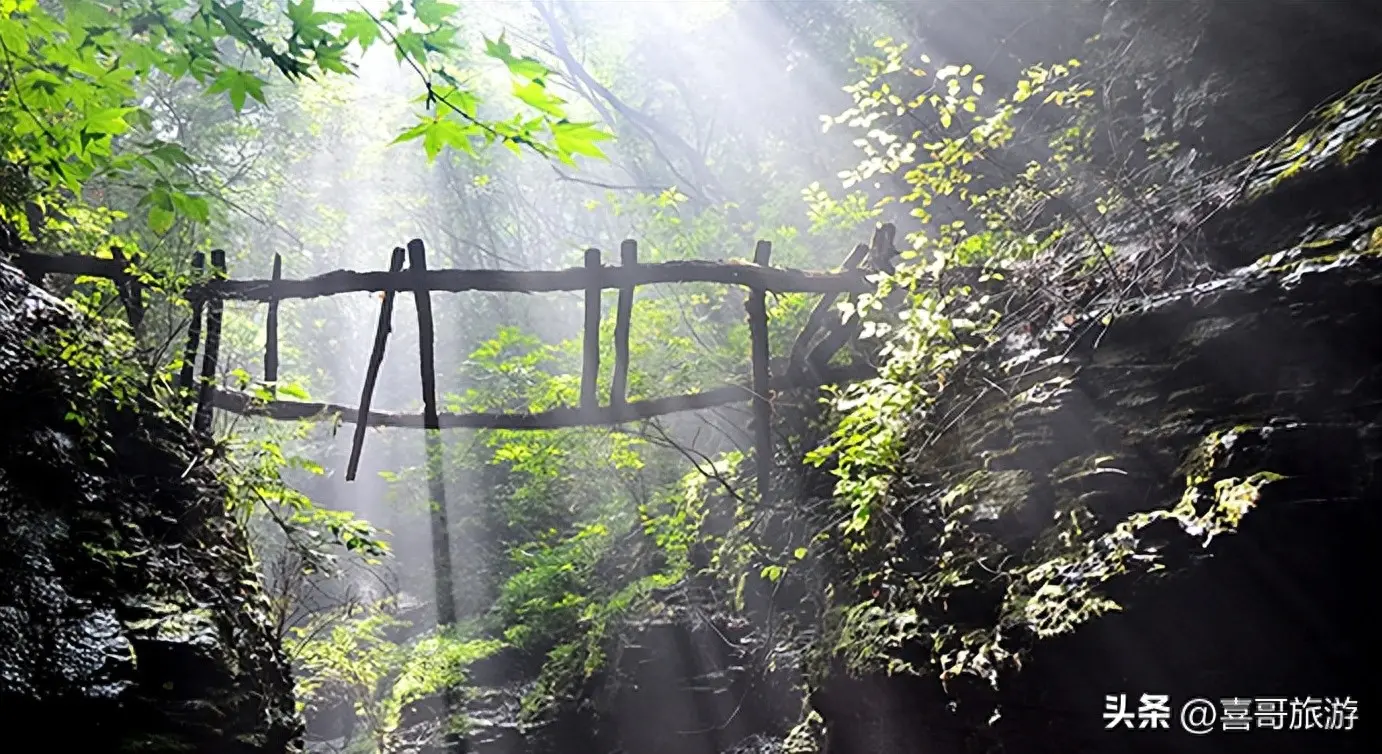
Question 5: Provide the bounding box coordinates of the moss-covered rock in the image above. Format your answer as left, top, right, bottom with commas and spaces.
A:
0, 263, 301, 752
807, 72, 1380, 754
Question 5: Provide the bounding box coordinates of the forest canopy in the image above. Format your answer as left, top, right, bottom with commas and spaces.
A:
0, 0, 609, 240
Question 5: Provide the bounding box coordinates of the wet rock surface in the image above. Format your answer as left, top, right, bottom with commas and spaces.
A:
815, 247, 1380, 754
0, 264, 300, 752
807, 76, 1382, 754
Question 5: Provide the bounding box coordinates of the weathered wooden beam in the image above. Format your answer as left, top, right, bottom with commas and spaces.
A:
866, 222, 898, 273
408, 239, 457, 627
193, 250, 227, 436
264, 253, 282, 385
193, 259, 871, 301
345, 247, 407, 482
209, 362, 875, 430
178, 251, 205, 392
410, 239, 442, 432
7, 251, 130, 279
8, 250, 878, 300
747, 240, 774, 507
8, 252, 41, 283
581, 248, 602, 413
610, 240, 636, 408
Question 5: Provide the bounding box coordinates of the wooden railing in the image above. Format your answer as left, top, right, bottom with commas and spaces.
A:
6, 223, 898, 496
8, 225, 898, 631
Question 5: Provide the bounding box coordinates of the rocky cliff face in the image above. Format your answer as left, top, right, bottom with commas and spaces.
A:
0, 264, 300, 752
805, 73, 1381, 754
814, 242, 1380, 754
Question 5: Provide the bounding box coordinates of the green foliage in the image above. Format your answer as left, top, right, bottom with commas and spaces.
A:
788, 38, 1311, 690
494, 522, 607, 649
35, 301, 152, 418
448, 326, 572, 413
0, 0, 611, 248
24, 284, 173, 455
289, 599, 504, 751
221, 424, 389, 570
797, 42, 1177, 689
385, 23, 612, 164
515, 473, 707, 721
807, 44, 1096, 542
1, 0, 341, 231
814, 424, 1283, 689
802, 181, 881, 234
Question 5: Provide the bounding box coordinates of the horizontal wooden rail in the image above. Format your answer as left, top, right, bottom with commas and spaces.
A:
210, 362, 874, 431
199, 260, 872, 301
8, 251, 879, 300
9, 251, 133, 279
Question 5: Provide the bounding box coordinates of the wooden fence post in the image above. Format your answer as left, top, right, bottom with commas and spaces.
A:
747, 240, 774, 507
178, 250, 205, 392
408, 239, 457, 628
580, 248, 602, 413
264, 253, 282, 386
193, 249, 226, 436
346, 247, 406, 482
866, 222, 897, 274
610, 240, 636, 411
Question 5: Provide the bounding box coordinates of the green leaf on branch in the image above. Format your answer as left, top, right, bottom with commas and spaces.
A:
484, 33, 548, 80
551, 120, 612, 161
393, 30, 427, 63
286, 0, 331, 30
393, 115, 479, 161
147, 206, 174, 234
484, 33, 515, 62
338, 10, 380, 50
206, 68, 268, 113
277, 382, 311, 400
413, 0, 460, 27
82, 107, 135, 136
513, 80, 566, 117
169, 191, 211, 223
428, 84, 480, 118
